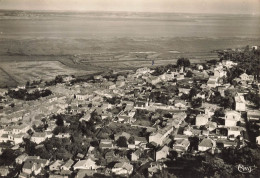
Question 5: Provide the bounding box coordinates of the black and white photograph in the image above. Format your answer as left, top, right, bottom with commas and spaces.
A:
0, 0, 259, 177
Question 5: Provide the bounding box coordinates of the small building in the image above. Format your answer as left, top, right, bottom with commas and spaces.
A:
234, 95, 246, 112
198, 138, 216, 152
195, 114, 209, 126
247, 110, 260, 121
256, 136, 260, 145
112, 162, 133, 175
49, 160, 64, 171
0, 166, 9, 177
99, 139, 114, 149
227, 126, 244, 139
73, 158, 98, 170
225, 111, 241, 122
16, 153, 28, 164
173, 139, 190, 153
149, 125, 173, 146
156, 146, 169, 161
174, 100, 186, 109
61, 159, 74, 171
114, 132, 131, 141
131, 149, 143, 161
31, 132, 47, 144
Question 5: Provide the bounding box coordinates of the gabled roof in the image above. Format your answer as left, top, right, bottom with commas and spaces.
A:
133, 149, 143, 157
199, 138, 215, 148
32, 132, 46, 138
114, 162, 133, 172
135, 136, 147, 142
61, 159, 74, 168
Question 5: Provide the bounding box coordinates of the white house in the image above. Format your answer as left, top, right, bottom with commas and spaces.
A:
16, 153, 28, 164
131, 149, 142, 161
31, 132, 47, 144
136, 67, 151, 75
234, 95, 246, 111
214, 69, 226, 78
227, 126, 244, 139
173, 139, 190, 152
195, 114, 209, 126
49, 160, 64, 171
73, 158, 98, 170
198, 138, 216, 152
240, 73, 248, 81
112, 162, 133, 175
149, 125, 173, 146
256, 136, 260, 145
156, 146, 169, 161
225, 111, 241, 122
61, 159, 74, 171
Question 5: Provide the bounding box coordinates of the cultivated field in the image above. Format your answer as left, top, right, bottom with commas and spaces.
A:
0, 61, 91, 87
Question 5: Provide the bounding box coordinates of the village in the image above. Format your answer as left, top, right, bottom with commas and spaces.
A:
0, 45, 260, 178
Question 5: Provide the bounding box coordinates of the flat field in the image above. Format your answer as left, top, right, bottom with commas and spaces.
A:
0, 61, 91, 87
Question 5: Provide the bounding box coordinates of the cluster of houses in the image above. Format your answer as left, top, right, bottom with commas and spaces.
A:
0, 54, 259, 177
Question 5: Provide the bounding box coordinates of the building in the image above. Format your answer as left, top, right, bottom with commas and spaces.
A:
156, 146, 169, 161
31, 132, 47, 144
73, 158, 98, 170
131, 149, 142, 161
225, 111, 241, 122
174, 100, 186, 109
198, 138, 216, 152
227, 126, 244, 140
0, 166, 9, 177
99, 139, 114, 149
112, 162, 133, 175
49, 160, 64, 171
239, 73, 253, 81
214, 69, 226, 78
149, 125, 173, 146
15, 153, 28, 164
256, 136, 260, 145
22, 157, 49, 176
61, 159, 74, 171
173, 139, 190, 153
235, 95, 246, 111
195, 114, 209, 126
247, 110, 260, 121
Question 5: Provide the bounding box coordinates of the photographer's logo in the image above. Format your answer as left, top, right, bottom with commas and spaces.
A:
238, 164, 257, 173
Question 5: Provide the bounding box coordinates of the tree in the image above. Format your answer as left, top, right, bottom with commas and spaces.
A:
116, 136, 128, 147
128, 136, 135, 144
188, 136, 199, 151
0, 149, 17, 166
168, 150, 178, 160
26, 81, 30, 88
56, 115, 64, 126
214, 108, 225, 117
189, 87, 198, 100
186, 70, 193, 78
222, 96, 234, 109
191, 98, 202, 108
177, 58, 190, 69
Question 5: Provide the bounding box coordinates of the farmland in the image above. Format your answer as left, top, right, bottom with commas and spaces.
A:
0, 60, 92, 87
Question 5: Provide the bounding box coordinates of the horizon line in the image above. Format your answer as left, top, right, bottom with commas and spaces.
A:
0, 8, 259, 16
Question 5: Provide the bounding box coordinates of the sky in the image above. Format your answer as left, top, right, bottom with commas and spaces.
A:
0, 0, 259, 14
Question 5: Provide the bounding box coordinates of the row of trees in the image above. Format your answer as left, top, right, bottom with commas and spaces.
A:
152, 58, 191, 76
7, 88, 52, 100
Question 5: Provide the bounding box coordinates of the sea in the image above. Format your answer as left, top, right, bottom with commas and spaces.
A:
0, 11, 259, 39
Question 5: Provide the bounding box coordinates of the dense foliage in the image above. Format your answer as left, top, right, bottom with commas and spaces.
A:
7, 89, 52, 100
